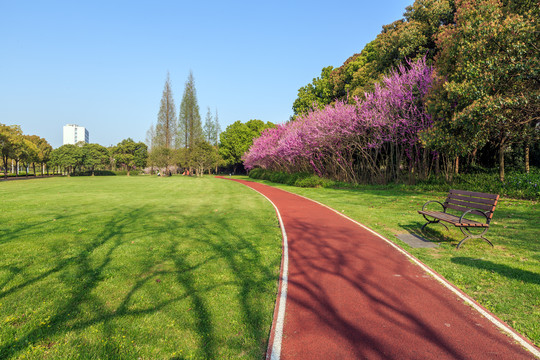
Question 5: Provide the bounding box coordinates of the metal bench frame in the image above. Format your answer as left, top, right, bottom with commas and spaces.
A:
418, 189, 499, 249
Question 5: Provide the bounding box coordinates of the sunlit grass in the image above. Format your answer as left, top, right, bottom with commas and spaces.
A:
0, 176, 282, 359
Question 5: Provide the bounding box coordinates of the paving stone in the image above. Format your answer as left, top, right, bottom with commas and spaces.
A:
395, 233, 438, 248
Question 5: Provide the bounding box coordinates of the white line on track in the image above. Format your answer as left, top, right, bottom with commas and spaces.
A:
234, 182, 288, 360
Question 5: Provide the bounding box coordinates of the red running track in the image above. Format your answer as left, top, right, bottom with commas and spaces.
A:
222, 178, 538, 360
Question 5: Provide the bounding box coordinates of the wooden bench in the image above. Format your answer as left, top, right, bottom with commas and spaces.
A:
418, 189, 500, 249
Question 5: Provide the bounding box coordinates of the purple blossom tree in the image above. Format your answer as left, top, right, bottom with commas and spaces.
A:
243, 57, 434, 183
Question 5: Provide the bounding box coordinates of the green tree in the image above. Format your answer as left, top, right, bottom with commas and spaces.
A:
146, 122, 156, 151
203, 107, 219, 146
148, 147, 179, 173
155, 73, 177, 149
50, 144, 81, 175
25, 135, 52, 175
17, 135, 39, 176
83, 143, 110, 175
214, 108, 221, 145
191, 140, 220, 176
178, 71, 203, 150
35, 137, 53, 175
291, 0, 457, 117
426, 0, 539, 181
112, 138, 148, 175
374, 0, 456, 72
292, 66, 335, 115
219, 120, 275, 173
0, 124, 23, 178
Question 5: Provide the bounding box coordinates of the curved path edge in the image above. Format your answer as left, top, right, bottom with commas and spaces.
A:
217, 177, 289, 360
218, 177, 539, 359
292, 188, 540, 359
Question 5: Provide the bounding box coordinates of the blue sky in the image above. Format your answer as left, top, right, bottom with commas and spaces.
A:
1, 0, 412, 148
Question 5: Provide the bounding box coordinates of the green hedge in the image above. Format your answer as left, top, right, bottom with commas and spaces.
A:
248, 168, 540, 200
71, 170, 142, 176
248, 168, 334, 188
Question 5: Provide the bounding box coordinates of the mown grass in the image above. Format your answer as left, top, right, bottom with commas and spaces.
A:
0, 176, 282, 359
239, 175, 540, 346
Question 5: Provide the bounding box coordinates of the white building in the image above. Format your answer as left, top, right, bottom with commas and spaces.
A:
63, 124, 89, 145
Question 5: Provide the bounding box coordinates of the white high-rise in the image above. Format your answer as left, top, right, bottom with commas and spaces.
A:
63, 124, 89, 145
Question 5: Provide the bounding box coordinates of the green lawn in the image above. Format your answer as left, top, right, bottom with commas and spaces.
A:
0, 176, 282, 359
239, 176, 540, 347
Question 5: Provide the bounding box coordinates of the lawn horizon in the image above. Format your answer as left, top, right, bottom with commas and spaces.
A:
0, 176, 282, 359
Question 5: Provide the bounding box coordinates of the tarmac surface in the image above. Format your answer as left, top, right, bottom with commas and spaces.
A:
223, 178, 538, 360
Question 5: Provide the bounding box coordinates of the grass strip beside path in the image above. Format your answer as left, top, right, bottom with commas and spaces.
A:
0, 176, 282, 359
239, 176, 540, 347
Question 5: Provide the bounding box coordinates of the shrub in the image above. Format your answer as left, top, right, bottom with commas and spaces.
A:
249, 168, 539, 200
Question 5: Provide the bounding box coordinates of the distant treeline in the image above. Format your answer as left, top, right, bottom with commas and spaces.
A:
0, 126, 147, 177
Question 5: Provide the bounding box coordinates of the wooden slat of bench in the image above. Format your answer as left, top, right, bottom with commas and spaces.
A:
418, 210, 489, 227
446, 198, 495, 212
449, 193, 499, 206
444, 203, 488, 216
449, 189, 499, 200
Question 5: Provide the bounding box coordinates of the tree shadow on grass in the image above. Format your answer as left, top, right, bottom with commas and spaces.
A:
0, 213, 73, 246
451, 257, 540, 285
0, 207, 145, 358
0, 200, 281, 359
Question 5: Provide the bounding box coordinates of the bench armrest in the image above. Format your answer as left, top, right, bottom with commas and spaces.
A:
459, 209, 489, 224
422, 200, 446, 212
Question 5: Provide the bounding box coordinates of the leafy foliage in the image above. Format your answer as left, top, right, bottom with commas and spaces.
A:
1, 124, 24, 176
292, 0, 456, 116
112, 138, 148, 175
423, 0, 540, 181
219, 120, 275, 172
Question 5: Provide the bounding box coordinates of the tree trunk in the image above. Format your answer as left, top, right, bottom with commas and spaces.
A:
525, 144, 530, 174
499, 145, 505, 182
454, 156, 459, 175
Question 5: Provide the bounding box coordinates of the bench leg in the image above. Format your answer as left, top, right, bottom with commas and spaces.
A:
421, 218, 449, 233
456, 227, 493, 249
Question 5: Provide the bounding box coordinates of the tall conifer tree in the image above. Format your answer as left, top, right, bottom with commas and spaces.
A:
214, 108, 221, 146
178, 71, 202, 150
155, 73, 177, 149
203, 107, 216, 145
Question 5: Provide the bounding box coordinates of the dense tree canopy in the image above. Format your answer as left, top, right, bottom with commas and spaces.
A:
422, 0, 539, 181
292, 1, 457, 117
1, 124, 23, 177
219, 120, 275, 173
83, 143, 110, 174
287, 0, 539, 183
112, 138, 148, 175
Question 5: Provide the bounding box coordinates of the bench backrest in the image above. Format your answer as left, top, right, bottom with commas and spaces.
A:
444, 189, 499, 220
